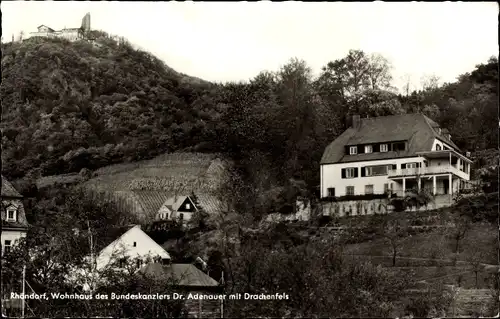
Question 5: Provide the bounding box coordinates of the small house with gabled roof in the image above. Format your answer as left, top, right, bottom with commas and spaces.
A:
1, 176, 29, 255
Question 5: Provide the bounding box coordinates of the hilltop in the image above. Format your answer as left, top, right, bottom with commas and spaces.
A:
1, 34, 221, 180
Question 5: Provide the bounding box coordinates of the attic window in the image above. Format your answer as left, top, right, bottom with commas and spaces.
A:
6, 208, 17, 222
364, 145, 373, 153
436, 128, 441, 134
392, 142, 406, 152
349, 146, 357, 155
436, 144, 442, 151
186, 203, 191, 209
380, 144, 388, 152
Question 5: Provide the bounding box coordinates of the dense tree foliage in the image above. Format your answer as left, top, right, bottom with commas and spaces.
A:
2, 38, 496, 188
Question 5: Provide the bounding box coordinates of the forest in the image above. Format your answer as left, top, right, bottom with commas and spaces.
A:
1, 34, 498, 195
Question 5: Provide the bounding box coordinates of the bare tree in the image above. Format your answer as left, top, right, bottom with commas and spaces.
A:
450, 214, 471, 254
420, 74, 441, 91
400, 73, 414, 96
380, 219, 409, 266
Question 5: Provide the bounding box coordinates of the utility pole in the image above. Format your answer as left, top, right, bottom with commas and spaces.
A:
87, 220, 95, 294
21, 265, 26, 318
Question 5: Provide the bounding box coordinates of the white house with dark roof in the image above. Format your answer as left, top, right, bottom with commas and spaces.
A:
1, 176, 29, 255
320, 114, 472, 212
67, 224, 171, 291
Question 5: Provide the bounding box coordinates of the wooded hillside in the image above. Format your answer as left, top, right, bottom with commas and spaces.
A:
1, 35, 498, 204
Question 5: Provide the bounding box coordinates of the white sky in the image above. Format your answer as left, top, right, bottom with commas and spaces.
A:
2, 1, 498, 91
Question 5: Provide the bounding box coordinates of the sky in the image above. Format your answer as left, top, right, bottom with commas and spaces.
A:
2, 1, 498, 91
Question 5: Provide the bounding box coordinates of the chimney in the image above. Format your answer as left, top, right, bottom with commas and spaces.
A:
352, 115, 361, 129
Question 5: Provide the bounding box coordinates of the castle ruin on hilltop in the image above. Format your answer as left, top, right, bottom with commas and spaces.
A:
29, 13, 93, 42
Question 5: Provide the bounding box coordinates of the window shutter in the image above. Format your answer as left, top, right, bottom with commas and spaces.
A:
358, 145, 364, 154
354, 168, 359, 177
373, 144, 380, 152
341, 168, 346, 179
401, 164, 406, 169
360, 167, 366, 177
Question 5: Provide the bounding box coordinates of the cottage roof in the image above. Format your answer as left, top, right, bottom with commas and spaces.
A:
320, 113, 462, 165
141, 263, 219, 287
1, 176, 23, 198
94, 224, 137, 254
36, 25, 56, 32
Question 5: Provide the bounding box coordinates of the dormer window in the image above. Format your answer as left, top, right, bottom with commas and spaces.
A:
6, 208, 17, 222
186, 203, 191, 210
364, 145, 373, 153
380, 144, 388, 152
349, 146, 357, 155
437, 128, 441, 134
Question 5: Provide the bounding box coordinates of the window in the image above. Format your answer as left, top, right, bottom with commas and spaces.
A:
346, 168, 356, 178
406, 163, 418, 169
133, 242, 137, 247
6, 208, 16, 221
119, 258, 126, 268
363, 165, 388, 177
179, 213, 184, 221
365, 185, 374, 195
364, 145, 373, 153
185, 203, 191, 210
341, 168, 358, 179
327, 188, 335, 197
392, 142, 406, 151
384, 183, 389, 193
346, 186, 355, 196
436, 144, 442, 151
349, 146, 357, 155
136, 259, 143, 268
380, 144, 388, 152
4, 240, 12, 254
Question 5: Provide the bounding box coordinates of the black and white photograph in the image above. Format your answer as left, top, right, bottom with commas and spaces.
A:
1, 1, 499, 318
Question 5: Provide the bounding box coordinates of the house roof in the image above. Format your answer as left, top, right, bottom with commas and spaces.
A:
37, 25, 56, 32
163, 195, 191, 212
1, 176, 23, 198
140, 263, 219, 287
320, 113, 462, 165
94, 224, 137, 254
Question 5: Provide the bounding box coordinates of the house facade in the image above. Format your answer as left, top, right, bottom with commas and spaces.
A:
69, 225, 171, 291
320, 114, 472, 215
1, 176, 29, 255
157, 195, 198, 224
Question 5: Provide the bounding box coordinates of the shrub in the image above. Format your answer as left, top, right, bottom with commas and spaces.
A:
391, 198, 406, 212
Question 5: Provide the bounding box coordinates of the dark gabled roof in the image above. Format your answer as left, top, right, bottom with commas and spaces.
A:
320, 113, 462, 165
1, 176, 23, 198
140, 263, 219, 287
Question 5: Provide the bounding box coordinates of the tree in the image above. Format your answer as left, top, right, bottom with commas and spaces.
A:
420, 74, 440, 91
450, 214, 471, 254
380, 219, 409, 266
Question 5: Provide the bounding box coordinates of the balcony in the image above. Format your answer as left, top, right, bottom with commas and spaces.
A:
388, 164, 469, 180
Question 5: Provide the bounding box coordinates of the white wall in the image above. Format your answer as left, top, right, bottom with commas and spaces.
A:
1, 230, 27, 252
96, 226, 170, 270
321, 157, 423, 197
